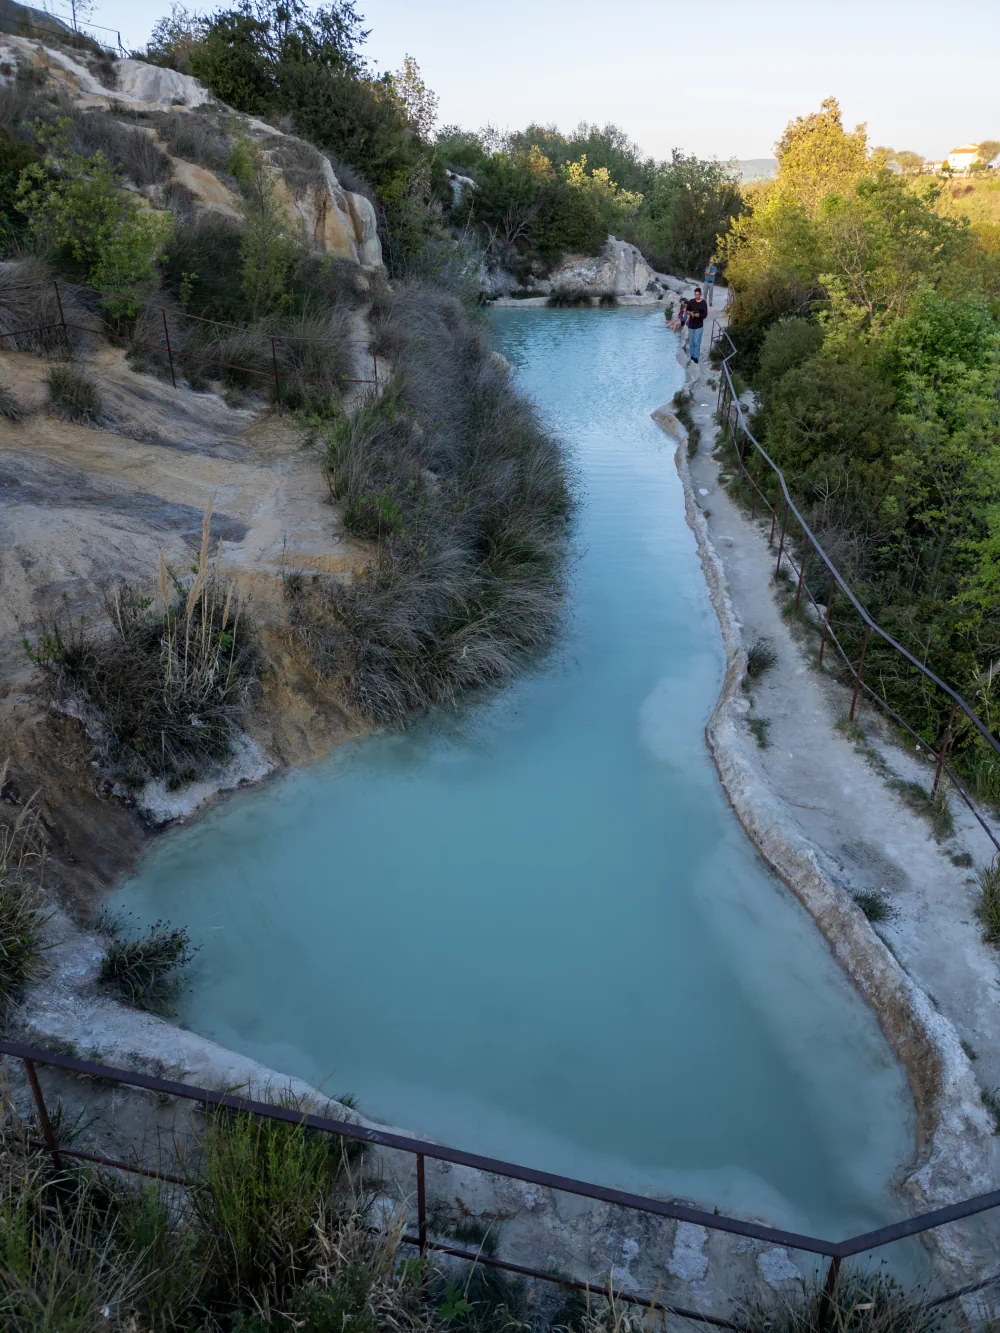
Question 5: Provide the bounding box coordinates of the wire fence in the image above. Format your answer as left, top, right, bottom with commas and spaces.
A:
5, 1037, 1000, 1330
0, 279, 380, 396
0, 8, 126, 56
710, 321, 1000, 858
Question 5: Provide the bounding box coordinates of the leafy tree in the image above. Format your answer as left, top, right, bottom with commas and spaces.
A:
641, 151, 743, 273
978, 140, 1000, 166
393, 55, 438, 140
229, 137, 300, 318
773, 97, 877, 212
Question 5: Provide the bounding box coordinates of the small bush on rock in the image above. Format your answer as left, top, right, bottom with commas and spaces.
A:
46, 363, 102, 423
746, 637, 777, 677
852, 887, 898, 923
97, 911, 196, 1013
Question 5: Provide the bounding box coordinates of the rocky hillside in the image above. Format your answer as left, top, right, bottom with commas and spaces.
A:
0, 30, 569, 913
0, 33, 382, 268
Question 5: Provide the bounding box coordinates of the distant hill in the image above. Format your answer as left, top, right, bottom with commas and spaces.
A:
739, 158, 776, 182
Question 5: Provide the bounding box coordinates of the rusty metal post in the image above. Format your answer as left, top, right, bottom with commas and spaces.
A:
817, 1255, 841, 1333
24, 1058, 62, 1172
416, 1153, 427, 1255
775, 499, 788, 577
818, 573, 836, 667
768, 506, 777, 547
372, 348, 378, 384
794, 554, 806, 613
161, 308, 176, 390
53, 281, 70, 356
933, 700, 961, 795
849, 624, 873, 722
271, 336, 281, 403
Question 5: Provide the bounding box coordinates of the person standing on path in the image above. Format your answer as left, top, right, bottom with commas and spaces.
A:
704, 260, 718, 306
686, 287, 708, 364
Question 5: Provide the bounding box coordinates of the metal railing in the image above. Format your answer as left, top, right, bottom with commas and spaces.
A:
0, 281, 379, 396
710, 322, 1000, 857
5, 1037, 1000, 1328
0, 9, 125, 55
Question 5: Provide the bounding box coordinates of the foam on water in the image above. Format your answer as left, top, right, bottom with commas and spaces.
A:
110, 308, 914, 1240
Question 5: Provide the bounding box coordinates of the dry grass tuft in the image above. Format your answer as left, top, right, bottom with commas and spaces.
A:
0, 761, 48, 1013
0, 257, 96, 356
46, 363, 102, 424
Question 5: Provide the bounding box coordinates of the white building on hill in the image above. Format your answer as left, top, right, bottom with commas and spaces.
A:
947, 144, 982, 172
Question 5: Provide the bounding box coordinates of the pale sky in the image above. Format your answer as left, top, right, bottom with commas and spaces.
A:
62, 0, 1000, 163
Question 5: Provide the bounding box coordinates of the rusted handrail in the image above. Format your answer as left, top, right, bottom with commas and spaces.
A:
5, 1038, 1000, 1323
0, 281, 380, 393
711, 321, 1000, 856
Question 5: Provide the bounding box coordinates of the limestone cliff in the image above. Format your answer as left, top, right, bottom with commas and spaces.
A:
482, 234, 666, 302
0, 38, 383, 269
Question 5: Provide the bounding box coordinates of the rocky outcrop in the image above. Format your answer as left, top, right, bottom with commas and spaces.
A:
446, 169, 476, 208
113, 58, 213, 108
483, 235, 667, 303
546, 236, 657, 296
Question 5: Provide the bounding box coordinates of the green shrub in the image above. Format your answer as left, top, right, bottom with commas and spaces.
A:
17, 122, 173, 315
46, 364, 102, 424
97, 911, 196, 1013
889, 780, 955, 843
546, 288, 592, 307
756, 316, 824, 400
192, 1104, 355, 1310
746, 637, 777, 677
852, 887, 898, 923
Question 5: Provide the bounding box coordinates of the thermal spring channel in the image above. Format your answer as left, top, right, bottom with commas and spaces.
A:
110, 308, 915, 1240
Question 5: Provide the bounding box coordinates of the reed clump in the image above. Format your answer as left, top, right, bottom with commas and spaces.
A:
28, 505, 260, 789
0, 762, 47, 1014
289, 283, 572, 725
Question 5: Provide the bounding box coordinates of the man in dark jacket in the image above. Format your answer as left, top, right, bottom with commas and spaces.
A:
686, 287, 708, 363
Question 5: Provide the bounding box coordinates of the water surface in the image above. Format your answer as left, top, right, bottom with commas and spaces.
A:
112, 308, 914, 1239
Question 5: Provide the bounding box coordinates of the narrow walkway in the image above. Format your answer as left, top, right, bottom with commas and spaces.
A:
671, 295, 1000, 1163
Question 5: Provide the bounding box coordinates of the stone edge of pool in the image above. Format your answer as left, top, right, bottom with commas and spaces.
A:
653, 341, 996, 1281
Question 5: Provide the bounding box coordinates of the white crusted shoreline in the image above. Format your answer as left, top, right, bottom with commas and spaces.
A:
654, 330, 998, 1281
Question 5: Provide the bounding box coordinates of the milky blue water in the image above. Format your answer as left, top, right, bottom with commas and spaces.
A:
110, 308, 914, 1240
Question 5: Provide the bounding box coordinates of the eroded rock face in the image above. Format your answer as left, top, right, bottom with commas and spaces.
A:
481, 235, 662, 301
544, 235, 656, 296
113, 59, 213, 108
